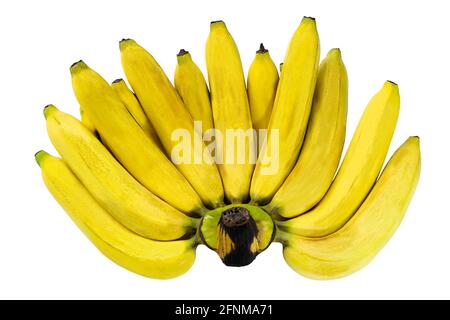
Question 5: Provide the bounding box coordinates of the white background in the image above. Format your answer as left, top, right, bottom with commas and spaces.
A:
1, 0, 449, 299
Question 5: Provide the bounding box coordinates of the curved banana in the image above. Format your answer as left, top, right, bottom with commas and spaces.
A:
111, 78, 159, 144
250, 17, 320, 204
206, 21, 255, 203
120, 39, 224, 208
247, 43, 279, 131
36, 151, 196, 279
277, 81, 400, 237
266, 48, 347, 217
44, 105, 198, 240
174, 50, 214, 135
280, 136, 420, 279
70, 61, 205, 215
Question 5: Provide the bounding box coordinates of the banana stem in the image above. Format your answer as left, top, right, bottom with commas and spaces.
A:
274, 228, 290, 244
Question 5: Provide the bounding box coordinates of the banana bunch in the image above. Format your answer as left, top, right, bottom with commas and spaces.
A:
36, 17, 420, 280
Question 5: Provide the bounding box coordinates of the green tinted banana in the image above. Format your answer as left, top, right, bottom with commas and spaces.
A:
266, 48, 347, 217
250, 17, 320, 204
279, 136, 420, 279
247, 43, 279, 131
44, 105, 198, 240
277, 81, 400, 237
36, 151, 196, 279
111, 78, 159, 144
120, 39, 224, 208
71, 61, 205, 214
174, 50, 214, 134
206, 21, 255, 203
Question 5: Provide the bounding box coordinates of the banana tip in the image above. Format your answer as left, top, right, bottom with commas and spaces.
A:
119, 38, 136, 51
210, 20, 226, 30
43, 104, 56, 119
177, 48, 189, 57
256, 43, 268, 54
70, 60, 87, 74
387, 80, 398, 86
329, 48, 342, 59
303, 16, 316, 22
112, 78, 124, 84
35, 150, 48, 166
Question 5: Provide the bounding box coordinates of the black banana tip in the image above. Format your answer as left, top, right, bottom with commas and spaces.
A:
112, 78, 124, 84
387, 80, 398, 86
119, 38, 136, 51
304, 16, 316, 21
70, 60, 88, 74
210, 20, 226, 30
70, 60, 83, 69
177, 49, 189, 57
256, 43, 268, 54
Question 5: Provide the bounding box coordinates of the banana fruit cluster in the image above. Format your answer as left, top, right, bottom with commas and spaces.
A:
36, 17, 420, 280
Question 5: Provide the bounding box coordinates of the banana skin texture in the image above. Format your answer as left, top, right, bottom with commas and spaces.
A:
37, 152, 196, 279
120, 39, 225, 208
206, 21, 255, 203
266, 48, 347, 218
279, 137, 420, 279
250, 17, 320, 204
36, 18, 420, 280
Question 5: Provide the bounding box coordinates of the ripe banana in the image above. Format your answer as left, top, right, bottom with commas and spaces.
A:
36, 151, 196, 279
79, 106, 96, 134
279, 136, 421, 279
44, 105, 198, 240
111, 78, 159, 144
277, 81, 400, 237
247, 43, 279, 131
250, 17, 320, 204
36, 19, 420, 279
120, 39, 224, 208
174, 49, 214, 135
266, 48, 347, 217
206, 20, 255, 203
71, 61, 205, 214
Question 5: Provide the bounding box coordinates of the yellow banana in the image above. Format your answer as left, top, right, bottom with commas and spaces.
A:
247, 43, 279, 131
280, 136, 420, 279
174, 49, 214, 134
44, 105, 198, 240
120, 39, 224, 208
70, 61, 205, 214
36, 151, 196, 279
278, 81, 400, 237
250, 17, 320, 204
111, 78, 160, 144
206, 20, 255, 203
79, 106, 96, 134
266, 48, 347, 217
